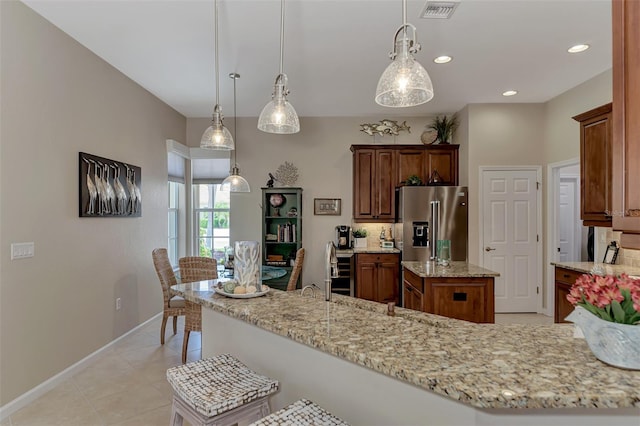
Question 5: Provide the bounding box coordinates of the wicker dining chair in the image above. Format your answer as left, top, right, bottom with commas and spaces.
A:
152, 248, 186, 345
178, 256, 218, 364
286, 247, 305, 291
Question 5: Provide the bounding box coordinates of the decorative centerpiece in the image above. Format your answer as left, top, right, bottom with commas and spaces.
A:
234, 241, 262, 293
353, 228, 368, 249
565, 273, 640, 370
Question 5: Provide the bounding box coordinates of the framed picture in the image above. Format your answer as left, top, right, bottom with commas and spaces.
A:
603, 241, 619, 264
314, 198, 341, 215
79, 152, 142, 217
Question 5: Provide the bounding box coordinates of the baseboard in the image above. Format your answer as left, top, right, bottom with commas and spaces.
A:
0, 312, 162, 421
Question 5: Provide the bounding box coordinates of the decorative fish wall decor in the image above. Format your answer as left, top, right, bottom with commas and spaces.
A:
360, 120, 411, 137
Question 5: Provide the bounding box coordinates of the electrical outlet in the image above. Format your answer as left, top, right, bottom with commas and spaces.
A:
116, 298, 122, 311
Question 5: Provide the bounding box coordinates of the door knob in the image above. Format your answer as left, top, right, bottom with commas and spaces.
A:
485, 246, 496, 252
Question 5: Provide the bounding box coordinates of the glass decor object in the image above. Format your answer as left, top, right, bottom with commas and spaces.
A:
566, 306, 640, 370
201, 0, 234, 150
257, 0, 300, 134
220, 73, 250, 192
234, 241, 262, 292
436, 239, 451, 266
375, 0, 434, 108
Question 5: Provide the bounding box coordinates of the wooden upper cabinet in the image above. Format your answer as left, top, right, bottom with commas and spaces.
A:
572, 103, 612, 227
612, 0, 640, 248
397, 149, 426, 185
352, 144, 459, 222
425, 145, 459, 185
352, 147, 396, 221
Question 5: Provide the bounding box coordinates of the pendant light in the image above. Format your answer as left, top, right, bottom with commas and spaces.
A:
201, 0, 234, 149
375, 0, 434, 107
221, 73, 250, 193
257, 0, 300, 134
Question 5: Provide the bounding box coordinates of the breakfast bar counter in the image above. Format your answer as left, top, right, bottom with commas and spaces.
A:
170, 281, 639, 425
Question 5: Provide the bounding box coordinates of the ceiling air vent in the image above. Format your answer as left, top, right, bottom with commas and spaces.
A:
420, 1, 460, 19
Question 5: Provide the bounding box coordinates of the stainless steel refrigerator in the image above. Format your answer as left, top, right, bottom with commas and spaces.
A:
395, 186, 468, 262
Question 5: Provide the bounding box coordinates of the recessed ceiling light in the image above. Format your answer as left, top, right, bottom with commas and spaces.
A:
502, 90, 518, 97
434, 56, 452, 64
568, 44, 590, 53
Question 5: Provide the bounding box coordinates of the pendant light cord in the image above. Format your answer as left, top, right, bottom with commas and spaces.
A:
402, 0, 407, 39
279, 0, 285, 75
214, 0, 220, 106
232, 74, 238, 167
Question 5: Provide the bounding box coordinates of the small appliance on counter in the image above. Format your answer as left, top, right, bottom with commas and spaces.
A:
335, 225, 351, 249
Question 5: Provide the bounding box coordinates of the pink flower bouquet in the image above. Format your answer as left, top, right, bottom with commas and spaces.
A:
567, 273, 640, 325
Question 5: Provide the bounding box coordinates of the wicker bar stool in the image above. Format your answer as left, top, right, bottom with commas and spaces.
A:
152, 248, 186, 345
249, 398, 349, 426
166, 354, 279, 426
178, 256, 217, 363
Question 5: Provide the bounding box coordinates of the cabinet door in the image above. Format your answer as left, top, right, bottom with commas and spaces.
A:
432, 282, 486, 323
375, 149, 396, 220
377, 260, 399, 304
353, 149, 375, 220
397, 149, 426, 185
612, 0, 640, 247
356, 259, 377, 301
426, 146, 458, 185
403, 281, 423, 311
555, 282, 574, 323
574, 104, 612, 226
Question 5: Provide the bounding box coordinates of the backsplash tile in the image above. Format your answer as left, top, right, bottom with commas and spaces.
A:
605, 228, 640, 267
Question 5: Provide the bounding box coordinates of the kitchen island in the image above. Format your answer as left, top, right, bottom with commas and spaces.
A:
170, 281, 639, 425
402, 261, 499, 323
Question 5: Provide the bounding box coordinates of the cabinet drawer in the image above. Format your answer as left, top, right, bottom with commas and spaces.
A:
357, 253, 398, 264
554, 267, 583, 285
432, 282, 486, 323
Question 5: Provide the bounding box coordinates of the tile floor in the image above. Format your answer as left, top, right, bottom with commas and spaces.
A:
1, 312, 553, 425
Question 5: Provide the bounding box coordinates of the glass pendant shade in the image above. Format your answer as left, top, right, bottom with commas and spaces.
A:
221, 166, 250, 192
200, 119, 234, 150
375, 41, 433, 107
257, 75, 300, 134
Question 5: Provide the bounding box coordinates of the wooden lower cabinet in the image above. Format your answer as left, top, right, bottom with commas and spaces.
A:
355, 253, 400, 304
402, 269, 494, 323
554, 266, 582, 323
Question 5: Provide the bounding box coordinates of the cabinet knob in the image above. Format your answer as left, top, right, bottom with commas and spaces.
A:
563, 274, 570, 279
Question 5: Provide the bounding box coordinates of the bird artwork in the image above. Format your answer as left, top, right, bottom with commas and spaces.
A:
266, 173, 276, 188
112, 163, 127, 215
83, 158, 97, 214
360, 120, 411, 137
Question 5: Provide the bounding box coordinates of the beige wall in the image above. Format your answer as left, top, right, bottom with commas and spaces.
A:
466, 103, 546, 265
0, 1, 186, 405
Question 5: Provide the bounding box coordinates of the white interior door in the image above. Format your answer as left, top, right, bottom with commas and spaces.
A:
558, 178, 579, 262
482, 170, 538, 313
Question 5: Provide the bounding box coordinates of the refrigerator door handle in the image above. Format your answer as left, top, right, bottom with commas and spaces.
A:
430, 200, 440, 260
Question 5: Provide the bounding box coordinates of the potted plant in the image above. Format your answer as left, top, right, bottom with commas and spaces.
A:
425, 113, 459, 144
404, 174, 423, 186
565, 273, 640, 369
352, 228, 368, 248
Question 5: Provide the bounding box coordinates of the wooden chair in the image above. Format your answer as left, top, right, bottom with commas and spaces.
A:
286, 248, 305, 291
152, 248, 186, 345
178, 256, 218, 363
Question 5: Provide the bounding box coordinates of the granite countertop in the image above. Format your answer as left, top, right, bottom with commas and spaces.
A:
402, 261, 500, 277
551, 261, 640, 277
336, 247, 401, 254
171, 281, 639, 410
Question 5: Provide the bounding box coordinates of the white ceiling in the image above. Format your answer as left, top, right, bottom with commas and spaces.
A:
22, 0, 612, 118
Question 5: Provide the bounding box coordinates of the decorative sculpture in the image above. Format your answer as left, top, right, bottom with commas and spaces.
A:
360, 120, 411, 137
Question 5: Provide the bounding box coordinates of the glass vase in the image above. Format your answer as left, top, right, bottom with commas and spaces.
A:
234, 241, 262, 292
566, 306, 640, 370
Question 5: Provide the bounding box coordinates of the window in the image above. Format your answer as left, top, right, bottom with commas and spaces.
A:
194, 184, 230, 264
168, 181, 181, 266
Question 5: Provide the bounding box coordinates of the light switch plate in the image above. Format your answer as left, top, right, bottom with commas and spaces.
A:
11, 242, 34, 260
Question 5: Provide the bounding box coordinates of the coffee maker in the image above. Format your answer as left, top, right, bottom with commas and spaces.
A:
335, 225, 351, 249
